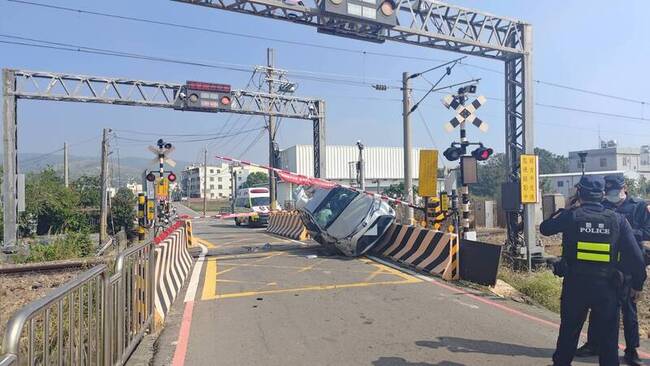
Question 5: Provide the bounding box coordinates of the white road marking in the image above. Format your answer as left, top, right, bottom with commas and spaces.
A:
453, 298, 480, 309
184, 244, 208, 303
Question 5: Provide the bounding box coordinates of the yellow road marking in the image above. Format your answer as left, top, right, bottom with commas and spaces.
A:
296, 258, 324, 273
201, 256, 217, 300
206, 277, 421, 300
195, 237, 219, 248
213, 262, 383, 275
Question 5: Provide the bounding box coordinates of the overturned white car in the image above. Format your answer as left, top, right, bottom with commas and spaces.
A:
295, 186, 395, 256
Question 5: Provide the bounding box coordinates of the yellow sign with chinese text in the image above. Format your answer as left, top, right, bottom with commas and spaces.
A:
418, 149, 439, 197
520, 154, 539, 204
156, 177, 169, 200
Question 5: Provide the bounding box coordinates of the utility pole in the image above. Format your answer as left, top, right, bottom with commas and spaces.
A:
402, 72, 414, 224
267, 48, 278, 210
63, 141, 69, 188
203, 147, 208, 217
99, 128, 110, 245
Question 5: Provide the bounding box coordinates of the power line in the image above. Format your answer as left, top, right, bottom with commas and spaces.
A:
8, 0, 648, 106
113, 127, 265, 143
2, 35, 650, 124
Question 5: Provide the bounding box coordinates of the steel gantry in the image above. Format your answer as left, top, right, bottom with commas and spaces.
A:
2, 69, 326, 249
172, 0, 539, 261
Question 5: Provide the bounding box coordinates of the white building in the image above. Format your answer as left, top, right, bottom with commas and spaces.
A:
126, 182, 143, 195
181, 163, 232, 199
540, 170, 639, 197
277, 144, 444, 206
180, 163, 268, 199
569, 142, 650, 179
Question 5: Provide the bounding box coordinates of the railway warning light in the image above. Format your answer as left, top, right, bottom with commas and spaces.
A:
146, 172, 156, 182
443, 145, 463, 162
471, 146, 493, 161
167, 172, 177, 182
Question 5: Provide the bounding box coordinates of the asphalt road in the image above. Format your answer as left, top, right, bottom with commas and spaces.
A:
155, 208, 649, 366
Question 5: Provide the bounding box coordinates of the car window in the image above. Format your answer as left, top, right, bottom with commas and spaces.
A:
251, 197, 270, 207
327, 195, 373, 238
313, 188, 358, 228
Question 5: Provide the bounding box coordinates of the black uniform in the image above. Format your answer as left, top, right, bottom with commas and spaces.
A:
541, 201, 646, 366
586, 196, 650, 354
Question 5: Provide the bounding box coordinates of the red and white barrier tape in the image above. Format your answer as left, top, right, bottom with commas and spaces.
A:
179, 212, 262, 220
216, 155, 423, 210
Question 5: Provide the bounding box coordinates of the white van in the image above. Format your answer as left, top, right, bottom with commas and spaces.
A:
233, 187, 271, 227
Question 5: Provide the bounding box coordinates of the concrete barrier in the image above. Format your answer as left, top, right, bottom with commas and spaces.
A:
153, 221, 193, 326
372, 223, 459, 281
267, 211, 309, 241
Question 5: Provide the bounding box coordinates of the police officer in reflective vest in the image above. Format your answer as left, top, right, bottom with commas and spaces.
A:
541, 176, 646, 366
576, 175, 650, 365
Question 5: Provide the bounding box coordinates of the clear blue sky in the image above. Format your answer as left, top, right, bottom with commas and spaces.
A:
0, 0, 649, 168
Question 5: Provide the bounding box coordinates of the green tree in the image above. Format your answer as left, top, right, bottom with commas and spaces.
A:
241, 172, 269, 188
110, 187, 136, 234
72, 175, 102, 207
22, 168, 85, 235
534, 147, 568, 174
381, 182, 418, 199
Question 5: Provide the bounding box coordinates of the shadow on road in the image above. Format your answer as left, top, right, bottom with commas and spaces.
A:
416, 337, 554, 359
372, 357, 465, 366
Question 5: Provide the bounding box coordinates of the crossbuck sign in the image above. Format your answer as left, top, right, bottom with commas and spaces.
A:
442, 94, 488, 133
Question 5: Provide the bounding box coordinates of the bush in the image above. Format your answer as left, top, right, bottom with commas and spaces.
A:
16, 231, 93, 263
498, 267, 563, 313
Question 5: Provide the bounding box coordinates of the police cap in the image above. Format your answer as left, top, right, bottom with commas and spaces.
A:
576, 176, 604, 201
604, 175, 625, 191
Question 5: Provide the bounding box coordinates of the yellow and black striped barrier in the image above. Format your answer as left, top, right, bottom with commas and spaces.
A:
371, 223, 460, 281
267, 211, 309, 241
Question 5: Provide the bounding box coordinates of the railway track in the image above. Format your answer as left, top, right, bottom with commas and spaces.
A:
0, 257, 107, 274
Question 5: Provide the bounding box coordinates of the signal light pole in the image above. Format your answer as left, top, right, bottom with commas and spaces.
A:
267, 48, 278, 211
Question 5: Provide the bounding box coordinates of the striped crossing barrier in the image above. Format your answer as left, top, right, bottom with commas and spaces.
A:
372, 223, 460, 281
267, 211, 309, 241
154, 221, 193, 326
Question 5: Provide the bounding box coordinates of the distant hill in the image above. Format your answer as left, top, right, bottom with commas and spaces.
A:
7, 153, 191, 186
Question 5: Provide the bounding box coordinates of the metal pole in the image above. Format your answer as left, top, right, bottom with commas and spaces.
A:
267, 48, 277, 210
63, 142, 69, 188
203, 147, 207, 217
99, 128, 110, 244
2, 69, 17, 252
459, 118, 470, 236
522, 24, 536, 272
231, 166, 237, 213
313, 100, 326, 178
402, 72, 414, 224
357, 141, 365, 191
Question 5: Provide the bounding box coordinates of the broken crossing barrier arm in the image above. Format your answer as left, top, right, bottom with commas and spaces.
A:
216, 155, 425, 211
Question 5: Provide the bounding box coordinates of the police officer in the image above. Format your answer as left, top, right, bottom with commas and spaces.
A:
576, 175, 650, 365
541, 176, 646, 366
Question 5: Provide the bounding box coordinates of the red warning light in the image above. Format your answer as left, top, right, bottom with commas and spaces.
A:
167, 172, 177, 182
146, 172, 156, 182
220, 96, 231, 106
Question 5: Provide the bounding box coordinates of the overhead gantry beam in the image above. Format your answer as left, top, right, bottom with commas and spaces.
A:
8, 70, 322, 120
172, 0, 526, 59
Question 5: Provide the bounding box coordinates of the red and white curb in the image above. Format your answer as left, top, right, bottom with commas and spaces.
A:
172, 243, 207, 366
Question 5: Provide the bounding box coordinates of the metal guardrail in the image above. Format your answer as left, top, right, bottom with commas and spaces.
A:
1, 241, 156, 366
108, 241, 155, 365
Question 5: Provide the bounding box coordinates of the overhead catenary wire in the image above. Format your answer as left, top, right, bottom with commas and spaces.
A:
1, 35, 649, 125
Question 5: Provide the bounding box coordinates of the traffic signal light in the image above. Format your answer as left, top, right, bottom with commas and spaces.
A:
168, 172, 177, 182
319, 0, 397, 28
145, 172, 156, 182
471, 146, 493, 161
179, 81, 232, 112
443, 145, 463, 161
